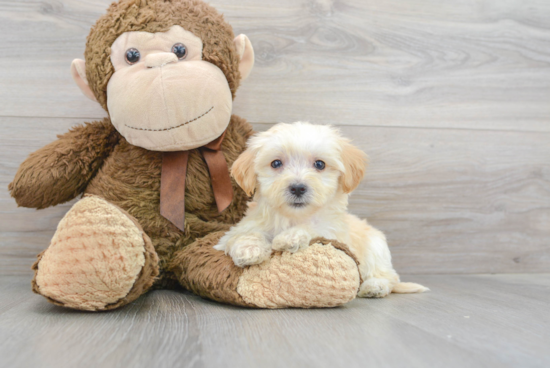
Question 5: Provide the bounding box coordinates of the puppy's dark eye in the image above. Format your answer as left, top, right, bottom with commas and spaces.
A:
271, 160, 283, 169
125, 48, 141, 64
172, 43, 187, 59
314, 160, 326, 170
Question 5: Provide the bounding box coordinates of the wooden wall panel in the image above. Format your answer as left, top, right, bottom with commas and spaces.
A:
0, 0, 549, 131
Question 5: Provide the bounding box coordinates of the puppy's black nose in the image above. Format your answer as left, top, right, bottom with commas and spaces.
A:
289, 184, 307, 197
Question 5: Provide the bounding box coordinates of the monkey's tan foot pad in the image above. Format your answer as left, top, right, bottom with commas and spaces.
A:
171, 233, 361, 309
32, 195, 159, 311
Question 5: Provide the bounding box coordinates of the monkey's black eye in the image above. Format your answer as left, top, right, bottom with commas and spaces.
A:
271, 160, 283, 169
125, 48, 141, 65
314, 160, 326, 170
172, 43, 187, 59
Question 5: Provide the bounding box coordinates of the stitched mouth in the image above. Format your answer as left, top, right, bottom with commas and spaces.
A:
124, 106, 214, 132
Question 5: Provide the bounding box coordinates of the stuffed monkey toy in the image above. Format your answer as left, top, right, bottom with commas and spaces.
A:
9, 0, 361, 311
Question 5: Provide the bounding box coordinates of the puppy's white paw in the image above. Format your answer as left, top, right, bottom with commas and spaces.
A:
229, 233, 271, 268
358, 277, 393, 298
272, 228, 311, 253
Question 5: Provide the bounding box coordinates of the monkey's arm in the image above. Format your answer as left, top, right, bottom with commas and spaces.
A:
185, 213, 232, 239
9, 118, 119, 209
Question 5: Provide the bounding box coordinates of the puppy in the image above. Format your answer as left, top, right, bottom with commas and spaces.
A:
214, 122, 428, 298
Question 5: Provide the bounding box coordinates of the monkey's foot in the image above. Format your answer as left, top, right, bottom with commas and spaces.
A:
171, 234, 361, 309
32, 195, 159, 311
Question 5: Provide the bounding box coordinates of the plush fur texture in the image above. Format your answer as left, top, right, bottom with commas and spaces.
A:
9, 119, 119, 209
85, 0, 242, 110
32, 196, 159, 311
170, 231, 255, 307
216, 122, 428, 298
237, 239, 361, 308
21, 114, 253, 308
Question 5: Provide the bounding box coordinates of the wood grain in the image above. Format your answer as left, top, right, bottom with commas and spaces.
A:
0, 0, 549, 131
2, 118, 549, 275
1, 274, 549, 368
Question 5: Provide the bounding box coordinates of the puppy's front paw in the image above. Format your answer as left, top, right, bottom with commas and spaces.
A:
358, 277, 393, 298
272, 228, 311, 253
229, 233, 271, 268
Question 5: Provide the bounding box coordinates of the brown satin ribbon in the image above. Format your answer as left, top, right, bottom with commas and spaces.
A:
160, 131, 233, 232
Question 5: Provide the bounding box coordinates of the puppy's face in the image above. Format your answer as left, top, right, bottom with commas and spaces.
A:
232, 122, 368, 218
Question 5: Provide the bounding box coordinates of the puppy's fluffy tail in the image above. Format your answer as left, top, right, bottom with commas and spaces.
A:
392, 282, 430, 294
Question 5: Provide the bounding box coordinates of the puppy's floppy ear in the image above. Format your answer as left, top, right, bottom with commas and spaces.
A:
339, 140, 368, 194
231, 148, 257, 196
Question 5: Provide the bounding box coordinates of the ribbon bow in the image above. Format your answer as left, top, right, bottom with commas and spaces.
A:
160, 131, 233, 231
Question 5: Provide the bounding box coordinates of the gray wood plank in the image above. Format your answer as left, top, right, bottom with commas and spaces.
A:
0, 274, 549, 368
0, 0, 549, 131
1, 118, 549, 275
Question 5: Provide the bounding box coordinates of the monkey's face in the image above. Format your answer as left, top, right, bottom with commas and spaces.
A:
71, 25, 254, 152
107, 25, 231, 151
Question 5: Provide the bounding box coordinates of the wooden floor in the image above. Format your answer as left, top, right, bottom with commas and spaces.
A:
1, 274, 549, 368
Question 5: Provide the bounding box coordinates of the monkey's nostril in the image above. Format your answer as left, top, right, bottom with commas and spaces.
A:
289, 184, 307, 197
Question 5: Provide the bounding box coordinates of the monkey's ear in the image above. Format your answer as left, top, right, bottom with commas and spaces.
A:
233, 34, 254, 81
70, 59, 97, 102
231, 148, 257, 196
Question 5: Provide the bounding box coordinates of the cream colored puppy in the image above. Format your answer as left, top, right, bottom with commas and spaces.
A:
214, 122, 428, 298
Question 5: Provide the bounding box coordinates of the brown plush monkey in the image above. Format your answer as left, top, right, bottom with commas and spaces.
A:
9, 0, 361, 311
